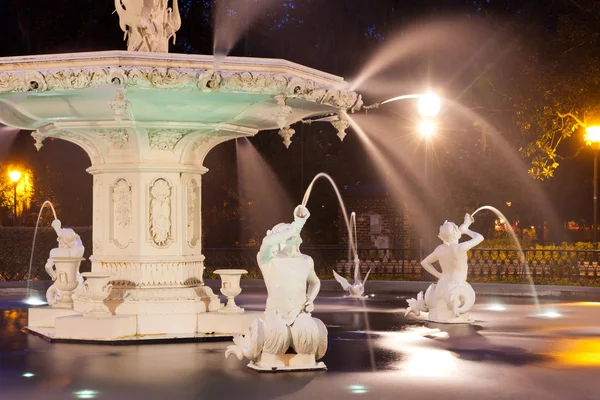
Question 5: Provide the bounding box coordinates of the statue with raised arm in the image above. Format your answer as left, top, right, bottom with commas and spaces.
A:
225, 205, 328, 371
114, 0, 181, 53
405, 213, 484, 323
45, 220, 85, 306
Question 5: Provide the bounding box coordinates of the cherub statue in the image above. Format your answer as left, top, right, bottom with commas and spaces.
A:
405, 213, 484, 323
226, 205, 328, 371
45, 220, 85, 305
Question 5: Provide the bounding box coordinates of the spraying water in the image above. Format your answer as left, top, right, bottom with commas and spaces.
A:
236, 137, 293, 244
302, 173, 357, 262
24, 201, 57, 305
471, 205, 540, 312
213, 0, 280, 70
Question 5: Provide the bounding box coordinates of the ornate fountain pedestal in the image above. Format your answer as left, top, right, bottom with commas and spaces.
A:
0, 46, 359, 341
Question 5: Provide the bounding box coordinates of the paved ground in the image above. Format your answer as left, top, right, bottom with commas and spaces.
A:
1, 290, 600, 400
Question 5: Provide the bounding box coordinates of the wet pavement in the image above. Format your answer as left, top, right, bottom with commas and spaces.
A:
1, 291, 600, 399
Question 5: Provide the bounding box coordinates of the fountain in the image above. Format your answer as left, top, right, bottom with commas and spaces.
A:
0, 1, 362, 341
405, 213, 483, 323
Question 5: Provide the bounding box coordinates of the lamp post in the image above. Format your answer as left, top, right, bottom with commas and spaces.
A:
585, 125, 600, 249
8, 170, 21, 226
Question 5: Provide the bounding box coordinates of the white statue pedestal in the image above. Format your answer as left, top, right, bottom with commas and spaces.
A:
214, 269, 247, 313
248, 354, 327, 372
55, 314, 137, 340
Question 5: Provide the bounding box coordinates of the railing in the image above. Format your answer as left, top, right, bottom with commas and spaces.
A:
203, 247, 600, 285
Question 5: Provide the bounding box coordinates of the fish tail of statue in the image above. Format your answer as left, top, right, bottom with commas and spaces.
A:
448, 283, 476, 315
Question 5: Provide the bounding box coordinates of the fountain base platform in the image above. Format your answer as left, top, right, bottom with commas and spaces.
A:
26, 307, 262, 343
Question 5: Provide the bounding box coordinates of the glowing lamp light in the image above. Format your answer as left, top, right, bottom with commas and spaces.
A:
417, 92, 441, 118
418, 120, 436, 138
22, 372, 34, 378
585, 125, 600, 147
8, 170, 21, 183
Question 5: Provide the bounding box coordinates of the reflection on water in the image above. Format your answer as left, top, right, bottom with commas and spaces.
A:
0, 308, 27, 352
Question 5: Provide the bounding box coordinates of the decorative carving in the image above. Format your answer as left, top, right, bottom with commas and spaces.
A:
279, 126, 295, 149
95, 260, 205, 287
274, 94, 293, 129
0, 66, 361, 110
61, 132, 100, 158
31, 131, 45, 151
187, 178, 199, 247
97, 129, 130, 148
149, 178, 172, 247
220, 72, 288, 94
113, 179, 132, 228
331, 111, 350, 141
114, 0, 182, 53
148, 128, 192, 150
109, 89, 130, 122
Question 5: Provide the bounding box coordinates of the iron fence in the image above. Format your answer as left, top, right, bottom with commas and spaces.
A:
203, 247, 600, 285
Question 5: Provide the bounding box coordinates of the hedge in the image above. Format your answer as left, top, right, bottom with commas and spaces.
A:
0, 227, 92, 282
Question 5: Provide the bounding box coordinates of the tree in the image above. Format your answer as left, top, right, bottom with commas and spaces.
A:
0, 164, 34, 225
504, 0, 600, 180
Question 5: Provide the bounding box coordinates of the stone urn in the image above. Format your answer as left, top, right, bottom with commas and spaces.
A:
52, 257, 84, 308
81, 272, 113, 316
214, 269, 248, 313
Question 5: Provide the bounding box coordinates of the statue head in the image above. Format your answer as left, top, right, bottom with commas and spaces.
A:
438, 221, 461, 245
267, 223, 302, 257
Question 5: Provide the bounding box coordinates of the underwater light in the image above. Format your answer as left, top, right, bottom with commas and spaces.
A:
22, 372, 34, 378
24, 296, 47, 306
485, 304, 507, 311
73, 389, 99, 399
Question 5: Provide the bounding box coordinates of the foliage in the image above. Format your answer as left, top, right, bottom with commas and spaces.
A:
502, 0, 600, 180
0, 164, 34, 221
0, 227, 92, 281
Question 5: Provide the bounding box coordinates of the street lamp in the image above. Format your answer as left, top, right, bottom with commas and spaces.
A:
8, 169, 21, 226
585, 125, 600, 249
418, 92, 441, 118
418, 119, 437, 139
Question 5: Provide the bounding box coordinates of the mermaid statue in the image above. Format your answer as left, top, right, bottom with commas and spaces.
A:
225, 205, 328, 371
405, 213, 483, 323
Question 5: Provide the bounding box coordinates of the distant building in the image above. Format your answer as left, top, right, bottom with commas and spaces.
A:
339, 183, 412, 250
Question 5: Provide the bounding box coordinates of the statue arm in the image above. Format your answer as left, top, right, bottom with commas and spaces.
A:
458, 213, 484, 252
304, 259, 319, 312
458, 228, 484, 252
257, 223, 297, 266
421, 251, 442, 279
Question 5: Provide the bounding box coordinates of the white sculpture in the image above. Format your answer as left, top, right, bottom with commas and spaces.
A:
80, 273, 113, 316
214, 269, 248, 313
405, 213, 483, 323
333, 259, 371, 299
114, 0, 181, 53
226, 205, 328, 371
44, 220, 85, 307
